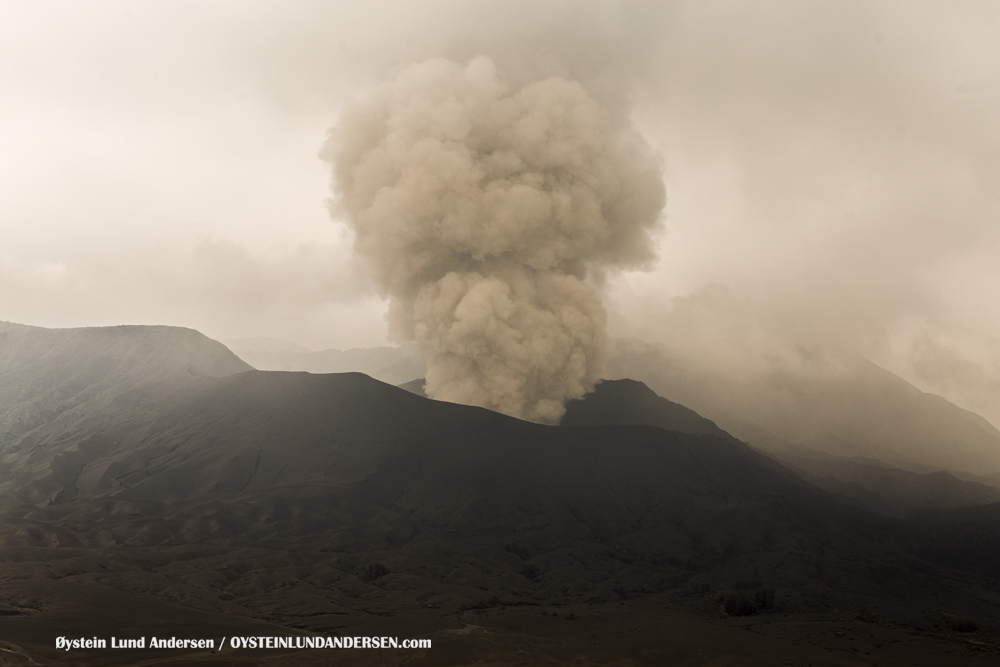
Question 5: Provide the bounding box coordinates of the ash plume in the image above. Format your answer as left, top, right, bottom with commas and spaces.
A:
321, 56, 664, 422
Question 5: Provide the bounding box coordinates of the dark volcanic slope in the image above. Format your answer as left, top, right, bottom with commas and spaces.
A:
233, 337, 1000, 475
772, 446, 1000, 517
609, 338, 1000, 475
3, 325, 1000, 665
562, 378, 727, 437
22, 369, 838, 551
565, 378, 1000, 517
2, 368, 991, 600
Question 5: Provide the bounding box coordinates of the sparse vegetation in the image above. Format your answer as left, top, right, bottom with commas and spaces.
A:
942, 614, 978, 633
754, 587, 775, 610
666, 556, 700, 571
855, 607, 878, 623
504, 543, 530, 559
361, 562, 390, 582
719, 585, 776, 616
721, 591, 756, 616
689, 582, 712, 594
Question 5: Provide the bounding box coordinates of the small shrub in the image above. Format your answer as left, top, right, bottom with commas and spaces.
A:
520, 564, 540, 581
464, 596, 502, 611
855, 607, 877, 623
504, 543, 530, 559
361, 562, 390, 582
722, 591, 756, 616
754, 588, 775, 610
943, 615, 978, 633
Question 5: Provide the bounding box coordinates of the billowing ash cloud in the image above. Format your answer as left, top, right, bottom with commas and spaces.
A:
321, 56, 664, 422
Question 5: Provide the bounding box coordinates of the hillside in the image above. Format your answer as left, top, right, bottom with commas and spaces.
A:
0, 321, 251, 504
2, 323, 1000, 665
257, 337, 1000, 476
561, 378, 728, 437
607, 338, 1000, 476
766, 445, 1000, 517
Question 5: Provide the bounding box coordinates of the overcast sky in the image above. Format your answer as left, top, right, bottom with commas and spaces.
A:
2, 1, 998, 423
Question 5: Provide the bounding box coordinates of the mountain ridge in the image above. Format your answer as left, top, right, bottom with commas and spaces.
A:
236, 334, 1000, 475
3, 322, 1000, 665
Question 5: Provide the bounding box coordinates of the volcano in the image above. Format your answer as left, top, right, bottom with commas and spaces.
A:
1, 321, 999, 665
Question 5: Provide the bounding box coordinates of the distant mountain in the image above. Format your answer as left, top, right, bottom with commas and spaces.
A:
228, 342, 426, 386
222, 336, 311, 354
954, 470, 1000, 489
563, 377, 1000, 517
607, 338, 1000, 476
761, 443, 1000, 517
397, 377, 427, 397
0, 321, 250, 453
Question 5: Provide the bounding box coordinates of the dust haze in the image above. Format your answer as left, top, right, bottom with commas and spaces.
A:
2, 1, 998, 426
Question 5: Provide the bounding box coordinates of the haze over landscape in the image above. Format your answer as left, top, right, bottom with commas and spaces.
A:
2, 1, 1000, 665
3, 0, 998, 428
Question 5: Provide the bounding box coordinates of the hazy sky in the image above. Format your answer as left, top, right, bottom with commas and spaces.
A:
2, 1, 998, 423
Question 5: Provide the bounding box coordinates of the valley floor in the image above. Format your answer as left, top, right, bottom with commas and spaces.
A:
4, 559, 1000, 667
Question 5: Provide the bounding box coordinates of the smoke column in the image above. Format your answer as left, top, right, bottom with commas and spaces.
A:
321, 56, 664, 422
